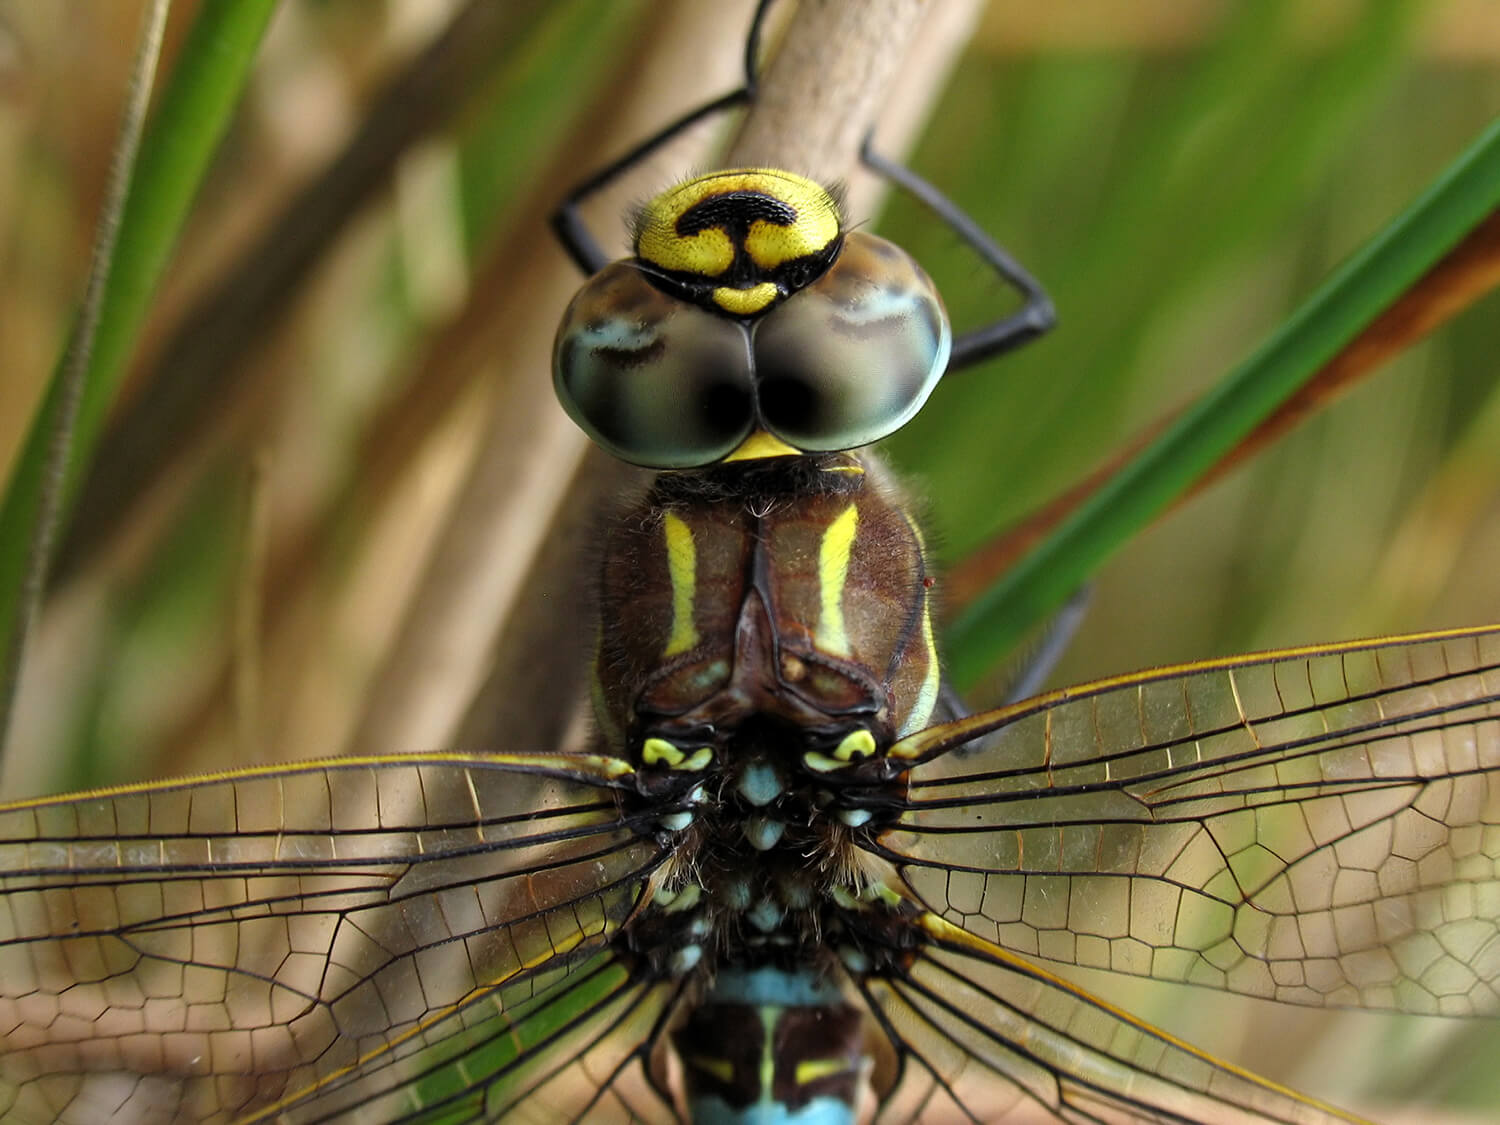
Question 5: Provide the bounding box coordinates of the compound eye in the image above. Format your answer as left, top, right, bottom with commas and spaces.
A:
554, 262, 756, 468
752, 233, 950, 452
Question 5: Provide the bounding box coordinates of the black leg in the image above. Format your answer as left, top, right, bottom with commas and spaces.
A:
933, 585, 1089, 730
550, 0, 778, 276
860, 136, 1056, 374
1000, 584, 1091, 704
551, 0, 1058, 374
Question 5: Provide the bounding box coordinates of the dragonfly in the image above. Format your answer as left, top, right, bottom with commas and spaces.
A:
3, 3, 1500, 1123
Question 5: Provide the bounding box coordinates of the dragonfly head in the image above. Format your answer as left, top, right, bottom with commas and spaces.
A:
553, 168, 952, 469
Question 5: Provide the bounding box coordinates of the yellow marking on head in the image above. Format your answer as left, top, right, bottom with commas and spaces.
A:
640, 226, 734, 276
795, 1058, 848, 1085
662, 512, 699, 657
684, 1055, 736, 1086
712, 281, 778, 316
816, 503, 860, 657
636, 169, 841, 276
725, 429, 801, 462
741, 170, 841, 265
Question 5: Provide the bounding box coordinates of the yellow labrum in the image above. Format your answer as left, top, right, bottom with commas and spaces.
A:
635, 169, 841, 277
724, 430, 801, 462
712, 281, 779, 316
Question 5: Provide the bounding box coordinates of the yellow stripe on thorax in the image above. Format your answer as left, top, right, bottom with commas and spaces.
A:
816, 503, 859, 657
899, 516, 940, 736
900, 602, 941, 736
663, 511, 700, 657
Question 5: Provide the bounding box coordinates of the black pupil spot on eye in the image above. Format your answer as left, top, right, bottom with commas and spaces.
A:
700, 381, 753, 438
759, 375, 819, 431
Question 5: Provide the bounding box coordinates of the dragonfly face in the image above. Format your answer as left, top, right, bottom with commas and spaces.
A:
4, 136, 1500, 1125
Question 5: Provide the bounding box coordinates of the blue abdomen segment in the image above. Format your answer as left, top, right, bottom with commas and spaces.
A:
674, 967, 866, 1124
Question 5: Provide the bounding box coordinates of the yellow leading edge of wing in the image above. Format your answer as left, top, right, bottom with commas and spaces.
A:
888, 621, 1500, 762
0, 750, 637, 812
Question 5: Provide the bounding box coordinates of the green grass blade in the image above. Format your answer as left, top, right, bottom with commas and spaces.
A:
0, 0, 277, 749
0, 0, 171, 752
944, 114, 1500, 688
883, 2, 1418, 567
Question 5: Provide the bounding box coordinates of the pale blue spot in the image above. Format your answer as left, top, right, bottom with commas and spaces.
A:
738, 761, 784, 806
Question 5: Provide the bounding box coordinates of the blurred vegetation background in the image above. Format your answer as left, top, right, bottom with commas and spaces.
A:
0, 0, 1497, 1117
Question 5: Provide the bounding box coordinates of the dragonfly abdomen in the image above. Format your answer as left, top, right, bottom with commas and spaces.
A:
673, 966, 867, 1125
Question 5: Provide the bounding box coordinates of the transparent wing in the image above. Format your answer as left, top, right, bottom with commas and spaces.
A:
0, 754, 668, 1125
269, 952, 681, 1125
882, 625, 1500, 1016
858, 914, 1360, 1125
